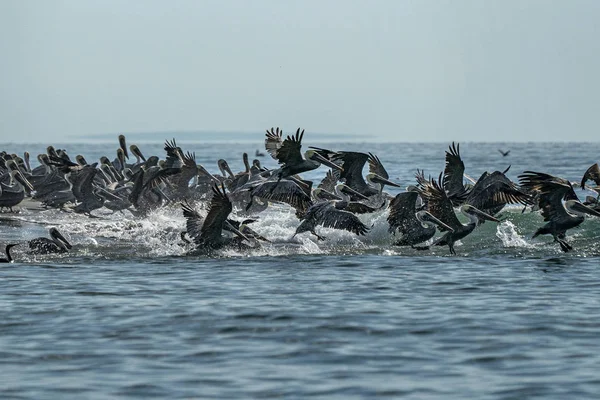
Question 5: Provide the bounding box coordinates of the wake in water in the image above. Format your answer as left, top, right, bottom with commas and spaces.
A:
1, 132, 600, 261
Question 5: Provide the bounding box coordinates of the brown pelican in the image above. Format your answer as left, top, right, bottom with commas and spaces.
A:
29, 228, 72, 254
255, 149, 265, 157
581, 163, 600, 190
418, 175, 501, 254
0, 244, 18, 263
244, 178, 313, 215
181, 185, 250, 253
387, 191, 454, 247
265, 127, 343, 181
162, 139, 198, 201
0, 169, 34, 212
463, 168, 531, 218
498, 149, 510, 157
292, 188, 370, 241
519, 171, 600, 252
443, 142, 470, 205
309, 148, 400, 200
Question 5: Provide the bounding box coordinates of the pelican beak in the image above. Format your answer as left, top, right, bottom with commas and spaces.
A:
469, 207, 501, 223
422, 211, 454, 232
370, 174, 402, 188
54, 230, 73, 250
571, 201, 600, 218
131, 145, 146, 162
225, 220, 251, 242
198, 165, 221, 184
341, 184, 369, 200
119, 135, 129, 159
15, 171, 34, 192
314, 188, 342, 201
310, 152, 343, 172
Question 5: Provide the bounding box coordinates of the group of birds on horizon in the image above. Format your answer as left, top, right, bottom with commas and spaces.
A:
1, 128, 600, 262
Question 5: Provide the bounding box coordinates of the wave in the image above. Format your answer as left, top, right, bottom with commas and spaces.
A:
3, 201, 600, 262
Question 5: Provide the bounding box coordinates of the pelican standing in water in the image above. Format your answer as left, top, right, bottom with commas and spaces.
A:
29, 228, 72, 254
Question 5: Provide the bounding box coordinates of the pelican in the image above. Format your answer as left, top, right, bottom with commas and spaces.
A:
255, 149, 265, 157
442, 142, 470, 205
181, 185, 250, 253
418, 175, 501, 254
387, 191, 454, 247
519, 171, 600, 252
498, 149, 510, 157
29, 228, 72, 254
265, 128, 343, 181
0, 169, 34, 212
0, 244, 18, 263
292, 186, 370, 241
581, 163, 600, 191
309, 148, 400, 200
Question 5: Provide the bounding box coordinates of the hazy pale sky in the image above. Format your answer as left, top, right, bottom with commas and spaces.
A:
1, 0, 599, 142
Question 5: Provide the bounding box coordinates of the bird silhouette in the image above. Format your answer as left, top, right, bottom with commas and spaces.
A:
498, 149, 510, 157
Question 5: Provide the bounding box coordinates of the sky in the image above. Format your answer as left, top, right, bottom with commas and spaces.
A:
1, 0, 599, 143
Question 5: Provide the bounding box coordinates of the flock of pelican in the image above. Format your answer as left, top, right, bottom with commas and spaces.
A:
1, 128, 600, 261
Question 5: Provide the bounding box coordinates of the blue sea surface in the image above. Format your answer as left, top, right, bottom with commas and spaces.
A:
1, 140, 599, 399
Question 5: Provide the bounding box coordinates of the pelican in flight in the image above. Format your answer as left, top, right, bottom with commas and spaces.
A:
29, 228, 72, 254
265, 127, 343, 181
498, 149, 510, 157
418, 175, 501, 254
387, 191, 454, 247
0, 244, 18, 263
519, 171, 600, 252
181, 185, 251, 254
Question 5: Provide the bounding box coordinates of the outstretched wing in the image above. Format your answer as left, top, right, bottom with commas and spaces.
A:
265, 127, 283, 160
181, 200, 205, 246
419, 173, 461, 231
368, 153, 389, 179
518, 171, 575, 223
200, 184, 233, 244
387, 191, 419, 234
467, 171, 532, 211
274, 128, 305, 166
312, 202, 369, 236
443, 142, 468, 200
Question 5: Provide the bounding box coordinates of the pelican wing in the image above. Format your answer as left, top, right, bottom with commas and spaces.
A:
311, 202, 369, 235
249, 180, 312, 211
387, 192, 419, 234
317, 169, 341, 193
181, 200, 205, 246
467, 171, 532, 211
581, 163, 600, 190
274, 128, 305, 166
367, 153, 390, 180
200, 185, 233, 245
331, 151, 369, 192
265, 127, 283, 160
419, 174, 461, 231
443, 142, 468, 200
518, 171, 576, 222
163, 138, 184, 169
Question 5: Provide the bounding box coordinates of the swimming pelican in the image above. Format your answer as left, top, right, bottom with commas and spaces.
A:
519, 171, 600, 252
29, 228, 72, 254
387, 191, 454, 247
0, 244, 18, 263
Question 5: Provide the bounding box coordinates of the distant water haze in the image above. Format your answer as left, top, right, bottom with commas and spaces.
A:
1, 1, 599, 142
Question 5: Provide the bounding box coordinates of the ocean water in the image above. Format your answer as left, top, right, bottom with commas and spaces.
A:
1, 139, 600, 399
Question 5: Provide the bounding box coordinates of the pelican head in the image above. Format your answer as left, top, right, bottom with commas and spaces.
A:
565, 200, 600, 218
118, 134, 129, 159
366, 173, 402, 192
75, 154, 88, 166
305, 150, 344, 172
218, 159, 234, 178
116, 148, 126, 170
416, 210, 454, 232
13, 170, 34, 192
130, 145, 146, 162
49, 228, 73, 250
460, 204, 500, 223
313, 187, 342, 202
